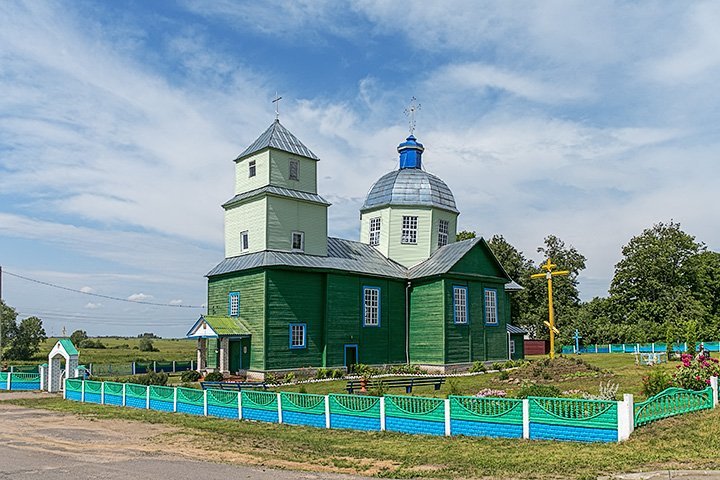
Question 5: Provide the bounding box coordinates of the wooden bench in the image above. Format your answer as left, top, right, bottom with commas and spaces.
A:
345, 377, 445, 394
200, 381, 269, 391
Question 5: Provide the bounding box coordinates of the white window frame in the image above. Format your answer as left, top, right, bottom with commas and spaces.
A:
369, 217, 381, 246
485, 288, 498, 325
248, 160, 256, 178
363, 287, 380, 327
289, 323, 306, 349
229, 292, 240, 317
453, 286, 468, 324
289, 159, 299, 181
291, 231, 304, 252
438, 219, 449, 247
240, 230, 249, 251
401, 216, 418, 244
510, 339, 516, 354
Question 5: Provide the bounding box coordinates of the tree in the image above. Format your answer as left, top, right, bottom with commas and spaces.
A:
138, 338, 157, 352
608, 221, 710, 342
70, 329, 88, 346
487, 235, 534, 326
4, 316, 46, 360
0, 300, 19, 361
456, 230, 476, 241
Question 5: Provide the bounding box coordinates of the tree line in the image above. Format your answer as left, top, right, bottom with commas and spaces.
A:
0, 301, 46, 361
460, 221, 720, 347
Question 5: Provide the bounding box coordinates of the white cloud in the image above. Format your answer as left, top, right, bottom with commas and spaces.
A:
169, 299, 183, 305
127, 293, 154, 302
84, 302, 102, 309
79, 286, 94, 293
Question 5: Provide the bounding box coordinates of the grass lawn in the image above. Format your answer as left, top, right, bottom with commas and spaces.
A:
30, 337, 196, 364
4, 394, 719, 479
272, 353, 715, 400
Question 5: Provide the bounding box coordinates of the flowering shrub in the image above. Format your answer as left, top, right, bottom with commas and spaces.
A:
673, 353, 720, 390
474, 388, 507, 398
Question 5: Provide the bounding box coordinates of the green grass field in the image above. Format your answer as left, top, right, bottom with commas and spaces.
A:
32, 337, 196, 364
5, 394, 719, 479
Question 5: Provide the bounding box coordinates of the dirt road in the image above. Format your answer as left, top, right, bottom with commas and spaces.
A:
0, 394, 369, 480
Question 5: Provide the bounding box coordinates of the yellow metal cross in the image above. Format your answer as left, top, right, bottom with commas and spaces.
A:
530, 259, 570, 359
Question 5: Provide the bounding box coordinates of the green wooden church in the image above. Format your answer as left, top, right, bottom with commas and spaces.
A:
187, 118, 522, 378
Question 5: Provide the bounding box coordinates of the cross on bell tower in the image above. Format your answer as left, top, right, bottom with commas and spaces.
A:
272, 92, 283, 120
403, 96, 421, 135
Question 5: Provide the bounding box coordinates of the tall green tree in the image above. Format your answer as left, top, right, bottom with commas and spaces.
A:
487, 235, 534, 326
608, 221, 711, 342
5, 316, 46, 360
456, 230, 477, 241
0, 300, 19, 362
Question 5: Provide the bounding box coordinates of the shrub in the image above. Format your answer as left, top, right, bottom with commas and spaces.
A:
128, 371, 168, 386
316, 368, 329, 379
79, 339, 106, 349
642, 368, 672, 397
138, 338, 158, 352
181, 370, 202, 383
475, 388, 506, 398
447, 378, 462, 396
369, 379, 388, 397
673, 353, 720, 391
298, 385, 307, 394
498, 371, 510, 381
514, 382, 562, 399
331, 368, 345, 379
203, 371, 224, 382
283, 372, 296, 383
470, 361, 486, 373
503, 360, 516, 369
584, 381, 619, 401
491, 362, 504, 371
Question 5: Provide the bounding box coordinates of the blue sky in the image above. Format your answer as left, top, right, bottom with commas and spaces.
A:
1, 1, 719, 337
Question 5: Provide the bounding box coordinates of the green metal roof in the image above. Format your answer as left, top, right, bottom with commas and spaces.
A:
58, 338, 79, 356
197, 315, 252, 336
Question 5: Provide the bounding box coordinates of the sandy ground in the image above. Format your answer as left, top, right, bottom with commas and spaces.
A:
0, 392, 371, 479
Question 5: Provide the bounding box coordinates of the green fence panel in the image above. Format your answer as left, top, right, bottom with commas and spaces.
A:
280, 392, 326, 415
634, 387, 713, 427
65, 379, 83, 392
104, 382, 124, 395
125, 383, 149, 399
91, 363, 133, 377
0, 372, 7, 388
385, 395, 445, 422
528, 397, 617, 429
175, 361, 192, 371
155, 362, 173, 372
207, 389, 238, 408
449, 396, 523, 425
328, 394, 381, 418
149, 385, 175, 401
84, 380, 102, 394
134, 362, 151, 374
12, 365, 39, 373
176, 387, 204, 406
241, 390, 278, 411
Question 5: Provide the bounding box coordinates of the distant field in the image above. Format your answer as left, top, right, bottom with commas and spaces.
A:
32, 337, 196, 364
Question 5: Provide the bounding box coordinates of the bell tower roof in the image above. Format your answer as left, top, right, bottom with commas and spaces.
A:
235, 119, 320, 162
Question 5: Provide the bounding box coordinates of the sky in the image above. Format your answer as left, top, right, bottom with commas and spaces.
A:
1, 0, 719, 338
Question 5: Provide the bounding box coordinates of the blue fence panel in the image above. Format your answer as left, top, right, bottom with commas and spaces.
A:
283, 410, 326, 428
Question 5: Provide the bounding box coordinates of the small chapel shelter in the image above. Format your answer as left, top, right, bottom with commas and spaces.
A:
46, 338, 79, 393
187, 118, 523, 379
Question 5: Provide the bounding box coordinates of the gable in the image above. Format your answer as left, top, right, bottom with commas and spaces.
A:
449, 239, 510, 280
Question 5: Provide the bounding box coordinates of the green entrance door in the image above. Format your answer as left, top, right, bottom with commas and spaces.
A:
229, 337, 251, 372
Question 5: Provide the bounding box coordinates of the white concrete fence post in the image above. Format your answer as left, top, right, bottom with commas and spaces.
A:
153, 361, 157, 373
6, 372, 11, 390
81, 380, 85, 402
238, 391, 243, 420
63, 378, 67, 400
132, 362, 136, 375
172, 361, 176, 373
173, 387, 178, 413
617, 394, 634, 441
122, 383, 127, 406
325, 395, 330, 429
146, 386, 150, 409
277, 392, 283, 424
444, 398, 451, 436
101, 382, 105, 405
203, 390, 208, 416
711, 376, 718, 407
522, 399, 530, 439
379, 397, 386, 431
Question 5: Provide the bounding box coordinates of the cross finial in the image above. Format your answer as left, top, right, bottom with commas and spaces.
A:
272, 92, 283, 120
403, 96, 421, 135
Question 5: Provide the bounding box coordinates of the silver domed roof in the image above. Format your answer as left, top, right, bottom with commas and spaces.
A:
361, 169, 458, 213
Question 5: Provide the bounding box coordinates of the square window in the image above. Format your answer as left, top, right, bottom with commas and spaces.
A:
369, 217, 381, 246
438, 219, 449, 247
485, 289, 498, 325
228, 292, 240, 317
453, 286, 468, 324
248, 160, 256, 178
240, 231, 249, 251
291, 231, 304, 251
363, 287, 380, 326
289, 160, 299, 181
289, 324, 306, 349
510, 340, 516, 354
401, 216, 418, 244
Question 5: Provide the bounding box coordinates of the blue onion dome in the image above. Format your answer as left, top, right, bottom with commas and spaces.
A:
361, 135, 458, 213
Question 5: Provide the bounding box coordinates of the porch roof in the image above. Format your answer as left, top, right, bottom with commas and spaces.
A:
186, 315, 252, 338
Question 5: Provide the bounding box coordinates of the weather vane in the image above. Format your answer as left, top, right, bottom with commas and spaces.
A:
403, 96, 421, 135
272, 92, 283, 120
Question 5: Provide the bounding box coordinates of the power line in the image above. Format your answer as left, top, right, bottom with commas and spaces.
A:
3, 270, 205, 309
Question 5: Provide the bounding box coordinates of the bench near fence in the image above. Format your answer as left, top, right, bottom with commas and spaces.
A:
345, 376, 445, 394
200, 381, 269, 391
